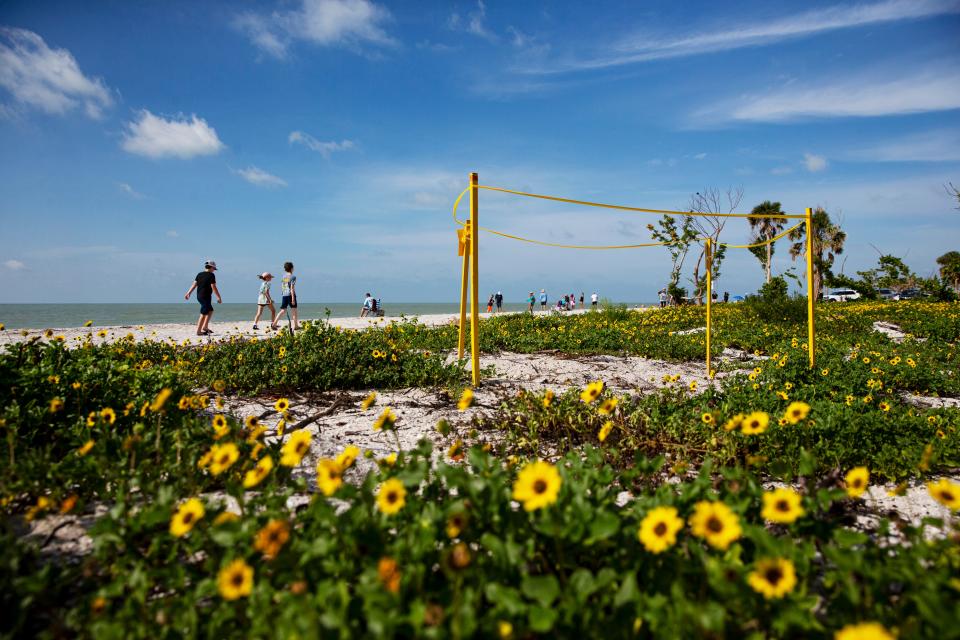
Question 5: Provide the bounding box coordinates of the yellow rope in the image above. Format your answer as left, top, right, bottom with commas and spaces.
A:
719, 222, 804, 249
451, 183, 805, 250
477, 184, 808, 220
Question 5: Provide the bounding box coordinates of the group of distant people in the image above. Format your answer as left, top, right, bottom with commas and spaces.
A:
658, 289, 730, 307
184, 260, 299, 336
525, 289, 599, 314
360, 293, 384, 318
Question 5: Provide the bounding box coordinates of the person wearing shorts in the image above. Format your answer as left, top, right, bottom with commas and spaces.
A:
184, 260, 222, 336
253, 272, 275, 330
273, 261, 298, 330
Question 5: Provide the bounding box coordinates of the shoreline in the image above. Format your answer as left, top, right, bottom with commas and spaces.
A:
0, 307, 619, 346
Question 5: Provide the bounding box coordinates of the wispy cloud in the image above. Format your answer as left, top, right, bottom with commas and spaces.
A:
449, 0, 497, 42
848, 129, 960, 162
118, 182, 145, 199
235, 0, 395, 59
166, 230, 179, 238
803, 153, 828, 172
694, 69, 960, 124
0, 26, 113, 118
520, 0, 960, 74
3, 259, 25, 271
289, 130, 356, 158
121, 110, 225, 159
233, 166, 288, 188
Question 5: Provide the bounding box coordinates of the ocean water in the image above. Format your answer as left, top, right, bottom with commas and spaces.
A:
0, 302, 653, 329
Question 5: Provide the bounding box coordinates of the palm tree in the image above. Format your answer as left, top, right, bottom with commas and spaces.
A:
788, 208, 846, 300
747, 201, 785, 283
937, 251, 960, 290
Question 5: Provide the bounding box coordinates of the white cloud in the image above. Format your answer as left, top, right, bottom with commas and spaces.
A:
289, 130, 356, 158
693, 152, 707, 160
803, 153, 828, 172
771, 166, 794, 175
233, 166, 288, 188
4, 259, 25, 270
166, 230, 179, 238
848, 129, 960, 162
118, 182, 145, 199
121, 110, 225, 159
235, 0, 394, 59
450, 1, 497, 41
0, 26, 113, 118
695, 69, 960, 124
522, 0, 960, 73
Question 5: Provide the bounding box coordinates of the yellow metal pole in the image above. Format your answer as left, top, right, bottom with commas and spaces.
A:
469, 172, 480, 386
805, 207, 816, 368
457, 231, 469, 360
705, 238, 713, 378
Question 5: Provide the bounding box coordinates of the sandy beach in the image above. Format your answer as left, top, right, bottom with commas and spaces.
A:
0, 308, 608, 347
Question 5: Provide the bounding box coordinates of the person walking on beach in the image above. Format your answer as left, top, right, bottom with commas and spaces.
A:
184, 260, 222, 336
658, 289, 668, 308
360, 293, 374, 318
487, 294, 494, 313
539, 289, 547, 310
591, 291, 599, 308
723, 291, 729, 303
253, 272, 275, 330
528, 291, 536, 314
580, 292, 585, 307
273, 262, 298, 331
495, 291, 503, 313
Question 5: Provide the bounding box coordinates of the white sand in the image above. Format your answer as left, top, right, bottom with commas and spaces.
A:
0, 308, 610, 347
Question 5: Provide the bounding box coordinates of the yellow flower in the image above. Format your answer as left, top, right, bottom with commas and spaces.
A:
741, 411, 769, 435
149, 388, 173, 412
77, 439, 95, 456
446, 511, 467, 538
379, 452, 398, 467
580, 380, 604, 404
511, 461, 562, 512
747, 558, 797, 600
878, 401, 890, 412
317, 459, 344, 496
280, 429, 312, 467
784, 401, 810, 424
373, 407, 397, 431
218, 558, 254, 600
100, 407, 116, 425
598, 420, 613, 443
336, 444, 361, 469
845, 395, 855, 406
178, 396, 191, 410
845, 467, 870, 498
242, 455, 273, 488
927, 478, 960, 510
638, 506, 684, 554
448, 439, 465, 461
458, 388, 474, 411
212, 379, 226, 393
213, 512, 240, 526
723, 414, 745, 432
834, 622, 894, 640
169, 498, 205, 537
97, 329, 108, 338
274, 398, 290, 413
361, 391, 377, 410
197, 449, 213, 469
72, 381, 82, 390
212, 414, 230, 439
377, 478, 407, 515
761, 488, 805, 523
776, 391, 789, 401
498, 621, 513, 639
542, 389, 554, 408
688, 501, 742, 550
254, 519, 290, 559
701, 412, 714, 425
821, 368, 830, 376
59, 494, 78, 514
689, 380, 698, 391
598, 397, 618, 415
209, 443, 240, 476
49, 398, 64, 413
245, 415, 260, 429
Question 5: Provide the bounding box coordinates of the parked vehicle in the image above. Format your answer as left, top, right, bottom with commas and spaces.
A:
825, 288, 861, 302
877, 288, 897, 300
897, 288, 924, 300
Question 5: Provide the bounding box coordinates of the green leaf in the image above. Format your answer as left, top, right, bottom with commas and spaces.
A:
521, 574, 560, 607
587, 510, 620, 542
832, 528, 869, 547
528, 605, 558, 632
614, 573, 639, 608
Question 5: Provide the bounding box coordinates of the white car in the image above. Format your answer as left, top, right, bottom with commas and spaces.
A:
826, 288, 861, 302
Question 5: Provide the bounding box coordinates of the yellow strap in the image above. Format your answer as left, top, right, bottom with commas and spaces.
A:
718, 222, 803, 249
476, 184, 807, 220
479, 226, 667, 250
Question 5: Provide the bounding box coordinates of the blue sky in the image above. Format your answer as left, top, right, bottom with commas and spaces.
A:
1, 0, 959, 304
